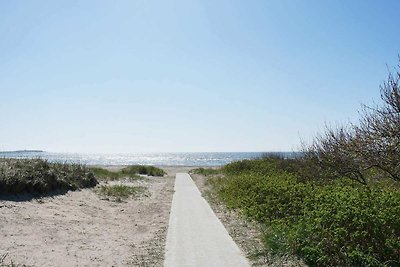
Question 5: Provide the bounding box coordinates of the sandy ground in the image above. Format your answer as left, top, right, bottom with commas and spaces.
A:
0, 166, 194, 267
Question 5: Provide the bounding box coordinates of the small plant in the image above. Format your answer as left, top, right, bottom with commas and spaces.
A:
95, 185, 149, 202
0, 253, 21, 267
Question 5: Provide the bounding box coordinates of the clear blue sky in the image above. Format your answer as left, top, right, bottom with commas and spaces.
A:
1, 0, 399, 153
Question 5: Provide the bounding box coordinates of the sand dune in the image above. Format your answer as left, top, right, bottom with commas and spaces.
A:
0, 167, 190, 267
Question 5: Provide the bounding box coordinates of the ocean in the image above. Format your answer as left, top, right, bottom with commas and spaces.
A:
0, 151, 300, 167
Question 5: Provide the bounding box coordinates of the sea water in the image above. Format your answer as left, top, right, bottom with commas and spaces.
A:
0, 151, 300, 166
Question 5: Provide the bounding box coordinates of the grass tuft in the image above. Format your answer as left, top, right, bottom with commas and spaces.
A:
190, 167, 221, 176
0, 253, 22, 267
90, 167, 123, 180
95, 184, 149, 202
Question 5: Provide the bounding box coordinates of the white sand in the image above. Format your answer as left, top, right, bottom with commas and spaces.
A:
0, 167, 187, 267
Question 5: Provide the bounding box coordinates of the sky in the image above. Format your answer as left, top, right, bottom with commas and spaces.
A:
1, 0, 400, 153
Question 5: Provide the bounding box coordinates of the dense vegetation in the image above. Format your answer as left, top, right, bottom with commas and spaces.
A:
0, 159, 97, 195
209, 158, 399, 266
206, 63, 400, 266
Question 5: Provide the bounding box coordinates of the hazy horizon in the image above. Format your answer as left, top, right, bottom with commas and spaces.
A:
1, 1, 400, 153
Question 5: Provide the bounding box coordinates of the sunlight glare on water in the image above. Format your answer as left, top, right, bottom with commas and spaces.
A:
0, 151, 299, 166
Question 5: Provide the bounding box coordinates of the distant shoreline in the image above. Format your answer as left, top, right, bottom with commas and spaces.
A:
0, 150, 44, 153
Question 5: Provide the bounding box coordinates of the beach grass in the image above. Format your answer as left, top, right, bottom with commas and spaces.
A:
90, 167, 140, 181
95, 184, 149, 202
0, 159, 97, 196
90, 165, 165, 182
0, 159, 165, 197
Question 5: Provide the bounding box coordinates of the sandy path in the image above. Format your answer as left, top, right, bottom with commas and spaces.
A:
0, 167, 192, 267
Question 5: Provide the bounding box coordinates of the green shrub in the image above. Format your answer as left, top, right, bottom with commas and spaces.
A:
0, 159, 97, 195
265, 185, 400, 266
223, 157, 301, 177
210, 158, 400, 266
214, 172, 314, 223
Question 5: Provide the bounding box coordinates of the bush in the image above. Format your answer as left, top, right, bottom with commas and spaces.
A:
355, 66, 400, 181
210, 59, 400, 265
302, 61, 400, 184
213, 172, 312, 223
304, 125, 370, 184
265, 184, 400, 266
0, 159, 97, 195
209, 158, 400, 266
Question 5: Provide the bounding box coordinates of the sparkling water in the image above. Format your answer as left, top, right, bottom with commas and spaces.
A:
0, 151, 300, 166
